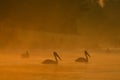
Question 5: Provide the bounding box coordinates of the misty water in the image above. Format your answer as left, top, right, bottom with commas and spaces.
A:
0, 50, 120, 80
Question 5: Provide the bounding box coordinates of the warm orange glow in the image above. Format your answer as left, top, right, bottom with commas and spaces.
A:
0, 52, 120, 80
99, 0, 105, 7
0, 0, 120, 79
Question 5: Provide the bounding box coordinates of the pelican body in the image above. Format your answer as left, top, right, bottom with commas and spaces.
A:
42, 52, 62, 64
75, 50, 91, 63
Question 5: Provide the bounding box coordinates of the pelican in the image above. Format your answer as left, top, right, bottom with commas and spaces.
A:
42, 51, 62, 64
75, 50, 91, 63
21, 51, 30, 58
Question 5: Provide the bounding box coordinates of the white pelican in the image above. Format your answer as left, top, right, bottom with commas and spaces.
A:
42, 51, 62, 64
75, 50, 91, 63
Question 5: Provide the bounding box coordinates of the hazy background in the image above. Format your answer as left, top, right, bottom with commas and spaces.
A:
0, 0, 120, 53
0, 1, 120, 80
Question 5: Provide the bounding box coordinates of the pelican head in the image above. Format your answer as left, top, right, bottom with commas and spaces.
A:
53, 51, 62, 60
85, 50, 91, 57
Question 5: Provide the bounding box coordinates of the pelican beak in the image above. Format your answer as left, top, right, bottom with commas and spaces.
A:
85, 50, 91, 57
56, 54, 62, 60
87, 53, 91, 57
54, 52, 62, 60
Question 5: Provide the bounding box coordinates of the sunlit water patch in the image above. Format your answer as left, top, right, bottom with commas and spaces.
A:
0, 52, 120, 80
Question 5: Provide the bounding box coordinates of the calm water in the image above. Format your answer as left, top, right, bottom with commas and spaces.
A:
0, 52, 120, 80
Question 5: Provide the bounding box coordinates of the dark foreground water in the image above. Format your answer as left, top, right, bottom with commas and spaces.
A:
0, 53, 120, 80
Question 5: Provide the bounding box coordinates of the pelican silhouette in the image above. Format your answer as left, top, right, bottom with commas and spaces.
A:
21, 51, 30, 58
42, 51, 62, 64
75, 50, 91, 63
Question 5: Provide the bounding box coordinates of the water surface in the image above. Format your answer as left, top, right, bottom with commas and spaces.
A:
0, 52, 120, 80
